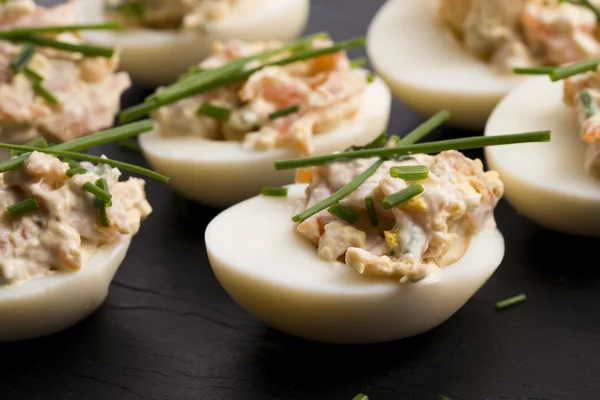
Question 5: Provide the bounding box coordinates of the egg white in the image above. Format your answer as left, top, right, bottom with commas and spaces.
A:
0, 236, 131, 342
485, 76, 600, 236
366, 0, 524, 129
77, 0, 310, 86
138, 73, 391, 208
205, 184, 505, 344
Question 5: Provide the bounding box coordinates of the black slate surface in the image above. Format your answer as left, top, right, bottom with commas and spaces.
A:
1, 1, 600, 399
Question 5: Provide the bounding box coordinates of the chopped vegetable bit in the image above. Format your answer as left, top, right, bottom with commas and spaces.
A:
495, 294, 527, 311
6, 197, 39, 217
261, 187, 288, 197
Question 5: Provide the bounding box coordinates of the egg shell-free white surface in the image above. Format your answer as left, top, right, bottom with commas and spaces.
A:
485, 76, 600, 236
139, 73, 391, 208
78, 0, 310, 86
366, 0, 524, 129
0, 236, 131, 342
205, 184, 505, 344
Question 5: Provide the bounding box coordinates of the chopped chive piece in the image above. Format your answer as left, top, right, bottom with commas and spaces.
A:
350, 57, 367, 68
495, 294, 527, 311
197, 103, 231, 122
83, 182, 112, 203
381, 184, 424, 209
112, 2, 147, 19
12, 35, 115, 58
66, 167, 87, 177
275, 130, 551, 170
579, 89, 599, 119
11, 136, 47, 157
365, 196, 378, 227
512, 66, 555, 75
0, 143, 169, 183
291, 111, 449, 223
261, 186, 288, 197
390, 165, 429, 181
268, 105, 300, 120
0, 22, 122, 39
23, 66, 43, 82
550, 58, 600, 81
345, 132, 387, 151
65, 158, 81, 169
366, 72, 375, 83
7, 197, 39, 217
116, 138, 141, 153
10, 44, 35, 73
96, 178, 111, 206
328, 204, 360, 224
0, 119, 153, 173
440, 397, 452, 400
352, 394, 369, 400
33, 81, 58, 104
95, 178, 111, 227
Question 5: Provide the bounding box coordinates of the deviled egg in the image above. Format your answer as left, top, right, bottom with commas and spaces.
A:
77, 0, 310, 86
366, 0, 600, 128
206, 116, 550, 344
0, 120, 162, 342
135, 35, 391, 208
485, 65, 600, 236
0, 0, 131, 160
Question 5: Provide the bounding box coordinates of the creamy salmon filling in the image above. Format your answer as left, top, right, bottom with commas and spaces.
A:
104, 0, 242, 30
294, 151, 504, 282
0, 152, 152, 285
0, 0, 131, 144
439, 0, 600, 73
154, 39, 367, 154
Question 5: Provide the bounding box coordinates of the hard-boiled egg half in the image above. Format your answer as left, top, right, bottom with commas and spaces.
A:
366, 0, 600, 129
205, 116, 550, 344
77, 0, 310, 86
0, 237, 130, 342
485, 72, 600, 237
135, 36, 392, 208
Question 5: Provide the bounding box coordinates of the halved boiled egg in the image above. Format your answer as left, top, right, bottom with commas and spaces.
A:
77, 0, 310, 86
366, 0, 524, 129
205, 184, 505, 344
485, 76, 600, 236
138, 73, 391, 208
0, 236, 130, 342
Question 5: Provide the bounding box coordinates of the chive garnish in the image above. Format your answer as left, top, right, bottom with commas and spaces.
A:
350, 56, 367, 68
549, 58, 600, 81
365, 196, 378, 227
0, 22, 122, 40
328, 204, 360, 224
11, 136, 47, 157
290, 111, 449, 223
111, 2, 146, 19
23, 66, 43, 82
0, 143, 169, 183
66, 166, 87, 177
389, 165, 429, 181
0, 120, 153, 173
116, 138, 141, 153
11, 35, 115, 58
10, 44, 35, 73
366, 72, 375, 83
33, 81, 58, 104
83, 182, 112, 203
197, 103, 232, 122
381, 184, 424, 209
119, 35, 363, 122
65, 158, 81, 169
275, 130, 551, 170
95, 178, 111, 227
352, 394, 369, 400
7, 197, 39, 217
261, 187, 288, 196
495, 294, 527, 311
579, 89, 599, 119
268, 105, 300, 120
512, 66, 555, 75
345, 132, 388, 151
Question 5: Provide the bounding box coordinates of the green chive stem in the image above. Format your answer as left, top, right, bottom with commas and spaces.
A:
10, 44, 35, 73
346, 132, 388, 152
197, 103, 231, 122
66, 167, 87, 177
328, 204, 360, 224
12, 35, 115, 58
11, 136, 47, 157
495, 294, 527, 311
33, 81, 58, 104
350, 56, 367, 68
352, 394, 369, 400
23, 66, 43, 82
82, 182, 112, 203
275, 130, 551, 170
95, 178, 111, 227
0, 22, 122, 39
365, 196, 378, 227
381, 184, 424, 209
268, 105, 300, 120
550, 58, 600, 81
389, 165, 429, 181
512, 67, 555, 75
261, 186, 288, 197
6, 197, 39, 217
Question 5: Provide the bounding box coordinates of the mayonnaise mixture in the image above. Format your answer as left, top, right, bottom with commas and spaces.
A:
439, 0, 600, 72
0, 152, 152, 285
154, 38, 368, 155
104, 0, 244, 30
294, 150, 504, 283
0, 0, 131, 144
